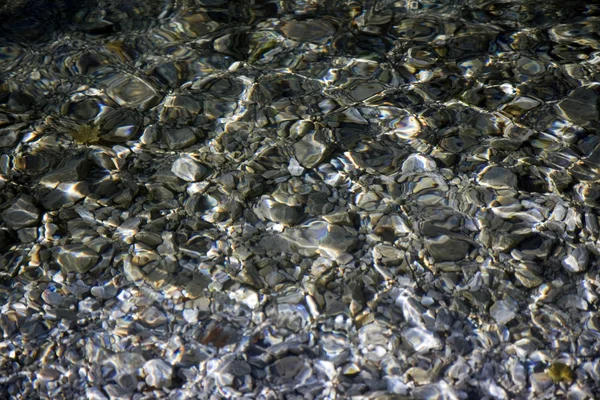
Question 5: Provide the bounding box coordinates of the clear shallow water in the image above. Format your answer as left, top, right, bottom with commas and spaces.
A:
1, 0, 600, 399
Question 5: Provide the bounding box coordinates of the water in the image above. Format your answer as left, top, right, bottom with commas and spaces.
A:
1, 0, 600, 398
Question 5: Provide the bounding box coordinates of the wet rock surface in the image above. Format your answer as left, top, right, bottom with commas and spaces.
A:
1, 0, 600, 399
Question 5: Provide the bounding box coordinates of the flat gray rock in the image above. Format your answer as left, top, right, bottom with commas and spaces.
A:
40, 157, 90, 188
555, 87, 599, 125
163, 127, 197, 150
478, 166, 518, 189
55, 245, 99, 273
426, 235, 470, 262
490, 298, 519, 325
171, 157, 208, 182
41, 182, 89, 210
1, 195, 39, 229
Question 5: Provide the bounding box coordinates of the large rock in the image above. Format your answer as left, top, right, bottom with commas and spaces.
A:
55, 245, 99, 273
426, 235, 470, 262
40, 157, 90, 188
555, 87, 599, 125
171, 157, 208, 182
1, 195, 39, 229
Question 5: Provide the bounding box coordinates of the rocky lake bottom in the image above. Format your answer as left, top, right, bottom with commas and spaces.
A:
1, 0, 600, 399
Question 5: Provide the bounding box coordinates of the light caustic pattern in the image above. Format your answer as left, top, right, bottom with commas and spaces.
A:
0, 0, 600, 399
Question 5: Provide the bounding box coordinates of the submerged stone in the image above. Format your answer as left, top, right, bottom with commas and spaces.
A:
1, 195, 39, 229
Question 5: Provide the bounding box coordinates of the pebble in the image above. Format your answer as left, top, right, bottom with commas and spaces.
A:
90, 284, 118, 300
294, 133, 330, 168
39, 157, 90, 188
255, 197, 302, 225
55, 245, 99, 273
426, 235, 470, 262
139, 306, 167, 327
490, 298, 519, 325
562, 246, 589, 273
555, 87, 599, 125
115, 373, 138, 392
106, 74, 161, 111
478, 166, 518, 189
143, 359, 173, 388
403, 327, 443, 353
79, 298, 100, 314
41, 288, 64, 306
1, 195, 40, 229
288, 157, 305, 176
182, 309, 199, 324
280, 19, 335, 44
171, 157, 208, 182
37, 368, 60, 381
86, 388, 109, 400
42, 182, 89, 210
163, 127, 197, 150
